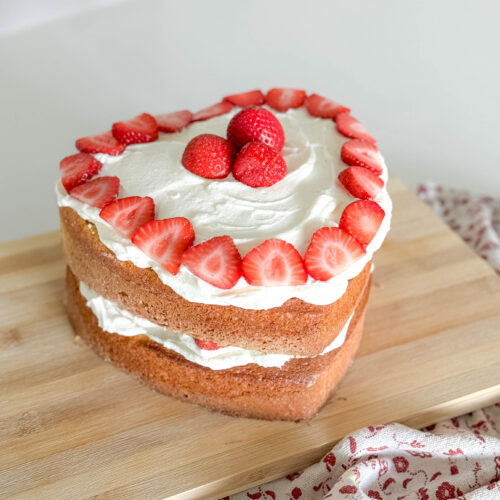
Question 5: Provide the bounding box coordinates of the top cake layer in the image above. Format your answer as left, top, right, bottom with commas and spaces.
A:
56, 96, 391, 310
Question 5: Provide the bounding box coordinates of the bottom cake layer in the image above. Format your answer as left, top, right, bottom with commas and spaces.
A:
65, 268, 370, 421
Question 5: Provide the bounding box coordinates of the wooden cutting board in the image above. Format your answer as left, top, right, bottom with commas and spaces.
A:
1, 178, 500, 499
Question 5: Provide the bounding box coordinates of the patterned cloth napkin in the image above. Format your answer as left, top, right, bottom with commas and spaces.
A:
229, 183, 500, 499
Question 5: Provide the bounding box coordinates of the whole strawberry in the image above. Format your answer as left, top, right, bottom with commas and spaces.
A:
233, 142, 287, 188
182, 134, 236, 179
227, 107, 285, 151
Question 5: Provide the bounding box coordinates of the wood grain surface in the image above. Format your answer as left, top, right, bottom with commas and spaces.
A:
1, 178, 500, 499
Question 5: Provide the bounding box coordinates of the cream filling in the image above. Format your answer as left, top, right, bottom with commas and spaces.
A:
80, 281, 353, 371
57, 106, 391, 309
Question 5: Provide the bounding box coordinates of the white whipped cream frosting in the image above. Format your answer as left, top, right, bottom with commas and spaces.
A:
79, 281, 352, 370
57, 106, 392, 309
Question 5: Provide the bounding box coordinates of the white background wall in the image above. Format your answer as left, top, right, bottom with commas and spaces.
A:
1, 0, 499, 242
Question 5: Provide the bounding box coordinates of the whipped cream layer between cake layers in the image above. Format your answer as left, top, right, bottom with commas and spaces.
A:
80, 281, 353, 370
57, 106, 392, 309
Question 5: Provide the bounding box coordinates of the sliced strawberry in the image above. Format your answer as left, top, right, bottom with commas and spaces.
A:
304, 227, 365, 281
242, 239, 307, 286
60, 153, 102, 192
233, 142, 287, 188
112, 113, 158, 145
223, 90, 265, 107
182, 235, 242, 289
75, 131, 126, 156
336, 112, 375, 143
100, 196, 155, 239
155, 110, 193, 133
338, 167, 384, 200
195, 339, 221, 350
339, 200, 385, 248
182, 134, 235, 179
341, 139, 383, 176
69, 176, 120, 208
191, 101, 233, 122
265, 88, 307, 112
305, 93, 350, 119
132, 217, 194, 275
227, 107, 285, 151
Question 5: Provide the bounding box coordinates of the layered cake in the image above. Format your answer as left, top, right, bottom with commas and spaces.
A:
56, 88, 392, 421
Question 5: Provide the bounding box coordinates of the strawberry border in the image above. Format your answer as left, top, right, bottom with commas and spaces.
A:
60, 89, 387, 290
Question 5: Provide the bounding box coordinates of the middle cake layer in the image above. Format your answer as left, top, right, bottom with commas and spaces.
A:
80, 280, 355, 370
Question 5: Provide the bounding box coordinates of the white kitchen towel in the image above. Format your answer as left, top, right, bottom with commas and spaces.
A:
418, 183, 500, 274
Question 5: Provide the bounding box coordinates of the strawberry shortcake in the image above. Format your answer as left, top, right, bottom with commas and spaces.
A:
57, 88, 391, 421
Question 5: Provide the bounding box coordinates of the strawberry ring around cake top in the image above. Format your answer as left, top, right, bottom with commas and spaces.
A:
56, 92, 392, 310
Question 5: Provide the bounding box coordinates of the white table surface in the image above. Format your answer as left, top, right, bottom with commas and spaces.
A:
1, 0, 499, 242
